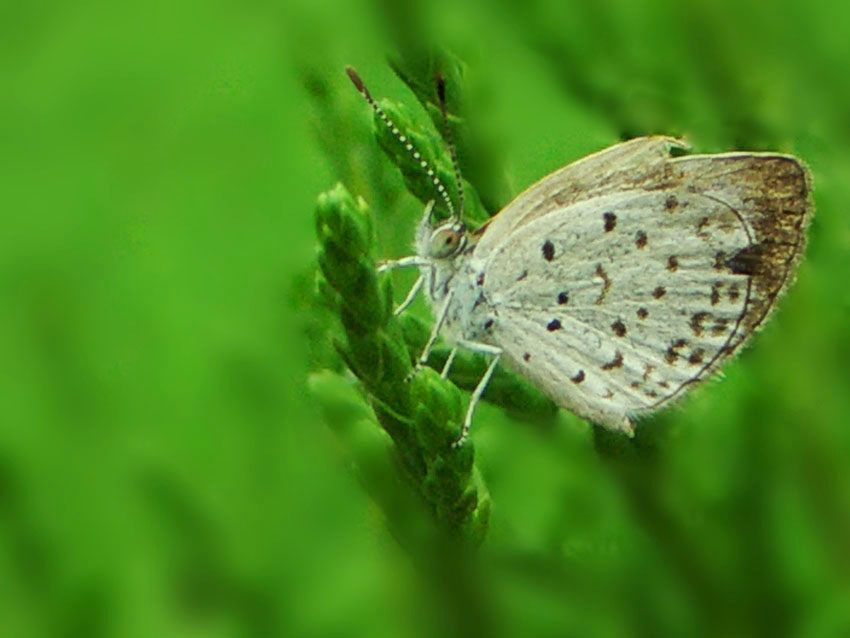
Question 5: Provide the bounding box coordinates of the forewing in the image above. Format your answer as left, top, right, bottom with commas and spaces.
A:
474, 136, 686, 255
480, 154, 811, 430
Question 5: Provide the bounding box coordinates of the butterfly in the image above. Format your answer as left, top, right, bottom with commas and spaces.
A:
347, 67, 813, 445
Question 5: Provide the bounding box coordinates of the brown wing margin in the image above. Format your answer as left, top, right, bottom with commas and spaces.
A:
633, 153, 812, 415
670, 153, 813, 346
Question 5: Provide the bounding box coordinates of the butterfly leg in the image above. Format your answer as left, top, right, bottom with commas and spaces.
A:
453, 340, 503, 447
440, 347, 458, 378
405, 289, 454, 382
416, 289, 454, 368
376, 256, 429, 273
393, 274, 423, 316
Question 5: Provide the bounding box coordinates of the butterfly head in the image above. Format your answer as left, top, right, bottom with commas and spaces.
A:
415, 200, 468, 261
428, 221, 468, 259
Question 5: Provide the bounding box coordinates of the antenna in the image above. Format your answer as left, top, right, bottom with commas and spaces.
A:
345, 66, 457, 220
435, 71, 465, 219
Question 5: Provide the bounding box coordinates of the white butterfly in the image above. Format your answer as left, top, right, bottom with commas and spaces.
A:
349, 68, 813, 445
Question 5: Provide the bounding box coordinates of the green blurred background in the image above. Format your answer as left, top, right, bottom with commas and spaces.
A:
2, 0, 850, 636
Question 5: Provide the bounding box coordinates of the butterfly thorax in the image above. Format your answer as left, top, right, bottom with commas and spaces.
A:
416, 216, 494, 346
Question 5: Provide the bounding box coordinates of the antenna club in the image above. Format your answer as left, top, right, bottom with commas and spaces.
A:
435, 72, 447, 108
345, 66, 370, 98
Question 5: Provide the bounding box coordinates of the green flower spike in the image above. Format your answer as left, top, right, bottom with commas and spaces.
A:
315, 184, 490, 546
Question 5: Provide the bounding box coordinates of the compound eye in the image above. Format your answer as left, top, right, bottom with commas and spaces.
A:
429, 225, 465, 258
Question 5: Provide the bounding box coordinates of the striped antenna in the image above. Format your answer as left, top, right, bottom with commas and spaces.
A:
435, 72, 465, 219
345, 66, 457, 220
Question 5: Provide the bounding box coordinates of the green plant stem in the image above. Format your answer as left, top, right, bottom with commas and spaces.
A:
316, 183, 490, 545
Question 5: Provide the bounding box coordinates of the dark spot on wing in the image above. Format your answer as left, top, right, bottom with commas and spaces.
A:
477, 272, 485, 286
658, 381, 670, 389
611, 320, 627, 337
547, 318, 562, 331
557, 291, 569, 305
728, 284, 740, 302
636, 307, 648, 320
711, 317, 729, 336
630, 381, 640, 389
697, 216, 710, 236
601, 351, 624, 370
595, 264, 611, 304
516, 269, 528, 281
665, 339, 687, 365
711, 281, 723, 306
484, 318, 494, 330
603, 211, 617, 232
688, 348, 706, 365
646, 390, 658, 398
653, 286, 666, 299
523, 352, 530, 362
642, 364, 655, 382
667, 255, 679, 272
714, 251, 726, 271
665, 194, 678, 212
542, 240, 555, 261
635, 231, 648, 249
690, 312, 711, 337
571, 370, 585, 384
725, 244, 764, 276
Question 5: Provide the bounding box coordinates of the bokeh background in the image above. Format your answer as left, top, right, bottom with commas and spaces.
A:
2, 0, 850, 636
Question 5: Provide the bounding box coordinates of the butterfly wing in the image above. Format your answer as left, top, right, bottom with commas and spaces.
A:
477, 153, 811, 431
473, 136, 687, 255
